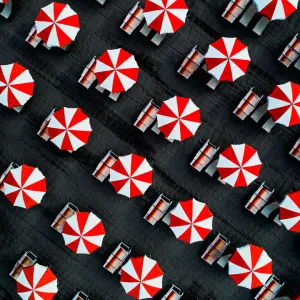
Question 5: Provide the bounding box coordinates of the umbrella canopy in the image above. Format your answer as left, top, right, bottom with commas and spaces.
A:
35, 2, 80, 47
267, 81, 300, 127
253, 0, 298, 20
205, 37, 251, 82
156, 96, 201, 141
120, 255, 163, 299
169, 198, 213, 244
0, 63, 34, 109
109, 154, 153, 198
94, 48, 139, 93
279, 190, 300, 233
3, 164, 46, 209
62, 212, 106, 254
217, 144, 262, 187
228, 244, 273, 289
0, 0, 8, 3
16, 263, 58, 300
47, 107, 92, 151
143, 0, 188, 34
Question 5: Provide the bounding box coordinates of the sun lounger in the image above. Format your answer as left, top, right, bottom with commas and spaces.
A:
162, 285, 184, 300
222, 0, 250, 23
9, 251, 37, 280
134, 100, 160, 132
262, 117, 276, 133
201, 233, 230, 265
26, 25, 42, 48
289, 138, 300, 161
234, 88, 263, 120
73, 291, 89, 300
93, 150, 118, 182
37, 109, 57, 141
0, 0, 12, 19
216, 253, 232, 268
207, 76, 220, 90
278, 34, 300, 67
205, 159, 219, 177
108, 92, 121, 101
245, 182, 274, 214
294, 57, 300, 70
178, 46, 205, 79
51, 202, 79, 233
96, 0, 106, 5
251, 103, 268, 123
120, 2, 144, 35
151, 32, 167, 46
144, 194, 173, 225
103, 242, 131, 274
78, 56, 97, 89
255, 275, 284, 300
253, 16, 270, 36
191, 140, 219, 172
239, 3, 257, 27
0, 162, 19, 192
261, 201, 281, 225
140, 22, 152, 37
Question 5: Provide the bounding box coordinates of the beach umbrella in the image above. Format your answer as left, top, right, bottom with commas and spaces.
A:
205, 37, 251, 82
0, 63, 34, 109
143, 0, 188, 34
94, 48, 139, 93
35, 2, 80, 47
267, 81, 300, 127
16, 263, 58, 300
109, 154, 153, 198
253, 0, 298, 20
156, 96, 201, 141
217, 144, 262, 187
0, 0, 8, 3
120, 255, 163, 299
47, 107, 92, 151
62, 212, 106, 254
279, 190, 300, 233
3, 164, 46, 209
228, 244, 272, 289
169, 198, 213, 244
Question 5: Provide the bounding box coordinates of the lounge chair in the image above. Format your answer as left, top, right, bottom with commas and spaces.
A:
162, 284, 184, 300
103, 242, 131, 274
278, 34, 300, 67
233, 88, 263, 120
250, 103, 268, 123
96, 0, 106, 4
140, 22, 152, 37
253, 16, 270, 36
239, 3, 257, 27
72, 291, 89, 300
201, 233, 230, 265
78, 56, 97, 89
294, 57, 300, 70
9, 251, 37, 280
191, 140, 219, 172
245, 182, 274, 214
178, 46, 205, 79
144, 194, 173, 225
37, 109, 57, 141
262, 117, 276, 133
0, 162, 19, 192
207, 76, 220, 90
140, 22, 167, 45
289, 138, 300, 161
222, 0, 250, 23
93, 150, 118, 182
51, 202, 79, 233
261, 201, 282, 226
26, 25, 42, 48
120, 2, 144, 35
0, 0, 12, 19
255, 275, 284, 300
205, 159, 219, 177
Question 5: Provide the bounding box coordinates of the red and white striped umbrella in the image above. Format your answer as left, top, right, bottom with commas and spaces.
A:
169, 198, 213, 244
16, 264, 58, 300
217, 144, 262, 187
279, 190, 300, 233
228, 244, 273, 289
253, 0, 298, 20
94, 48, 139, 93
120, 255, 163, 299
205, 37, 251, 82
47, 107, 92, 151
0, 0, 8, 3
62, 212, 106, 254
109, 154, 153, 198
156, 96, 201, 141
3, 164, 46, 209
143, 0, 188, 34
0, 63, 34, 109
267, 82, 300, 127
35, 2, 80, 47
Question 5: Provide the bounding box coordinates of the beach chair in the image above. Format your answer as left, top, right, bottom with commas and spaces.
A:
205, 159, 219, 177
207, 76, 220, 90
37, 109, 57, 141
96, 0, 106, 5
178, 46, 204, 79
255, 275, 284, 300
162, 285, 184, 300
289, 138, 300, 161
120, 2, 144, 35
134, 100, 160, 132
251, 103, 268, 123
93, 150, 118, 182
239, 3, 257, 27
0, 162, 19, 192
78, 56, 97, 89
151, 33, 167, 46
191, 140, 219, 172
253, 16, 270, 36
261, 201, 282, 226
201, 233, 230, 265
294, 58, 300, 70
26, 26, 42, 48
278, 34, 300, 67
0, 0, 12, 19
234, 88, 263, 120
51, 202, 79, 233
245, 182, 274, 214
262, 117, 276, 133
9, 251, 37, 280
73, 291, 89, 300
144, 194, 173, 225
103, 242, 131, 274
222, 0, 250, 23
